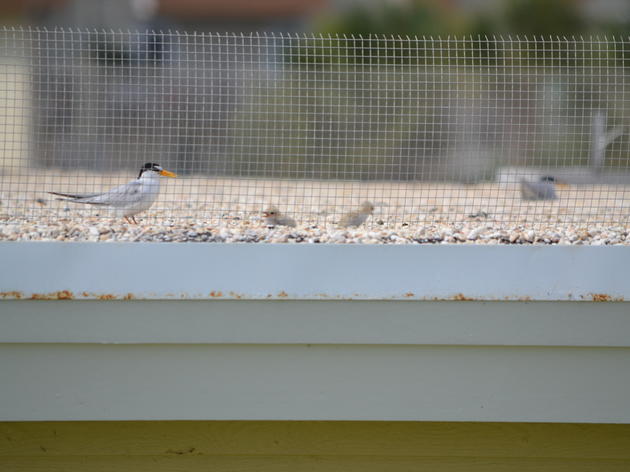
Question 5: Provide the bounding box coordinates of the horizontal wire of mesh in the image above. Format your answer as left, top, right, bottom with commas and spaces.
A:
1, 27, 630, 230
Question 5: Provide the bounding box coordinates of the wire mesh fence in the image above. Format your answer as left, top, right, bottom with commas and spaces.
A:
1, 27, 630, 236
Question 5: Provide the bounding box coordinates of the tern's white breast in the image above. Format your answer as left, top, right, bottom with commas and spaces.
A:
117, 172, 161, 217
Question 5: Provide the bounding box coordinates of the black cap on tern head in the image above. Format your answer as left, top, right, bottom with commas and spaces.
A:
540, 175, 557, 183
138, 162, 162, 178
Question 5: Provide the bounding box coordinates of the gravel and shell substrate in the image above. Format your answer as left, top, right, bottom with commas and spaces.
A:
1, 169, 629, 244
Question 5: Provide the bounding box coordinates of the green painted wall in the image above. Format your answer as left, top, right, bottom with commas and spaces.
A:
2, 421, 630, 471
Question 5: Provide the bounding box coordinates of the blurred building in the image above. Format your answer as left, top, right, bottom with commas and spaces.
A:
1, 0, 629, 178
2, 0, 328, 31
1, 0, 331, 173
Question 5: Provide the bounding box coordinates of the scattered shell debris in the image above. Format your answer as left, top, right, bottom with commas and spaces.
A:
0, 171, 628, 245
0, 217, 628, 245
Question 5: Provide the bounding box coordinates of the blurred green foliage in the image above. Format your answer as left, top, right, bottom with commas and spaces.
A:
321, 0, 626, 37
285, 0, 630, 67
320, 1, 457, 37
499, 0, 586, 36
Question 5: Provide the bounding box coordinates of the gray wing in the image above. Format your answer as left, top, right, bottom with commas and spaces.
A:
339, 211, 361, 227
49, 191, 106, 201
279, 215, 297, 227
520, 180, 557, 200
53, 180, 144, 207
82, 180, 145, 207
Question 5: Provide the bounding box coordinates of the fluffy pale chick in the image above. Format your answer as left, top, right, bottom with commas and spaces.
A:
520, 175, 559, 201
338, 201, 375, 228
48, 162, 177, 224
263, 206, 296, 227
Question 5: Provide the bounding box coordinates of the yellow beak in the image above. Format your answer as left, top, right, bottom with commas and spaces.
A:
160, 169, 177, 178
556, 179, 569, 189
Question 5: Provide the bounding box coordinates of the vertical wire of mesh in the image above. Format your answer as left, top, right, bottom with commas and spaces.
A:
0, 27, 629, 232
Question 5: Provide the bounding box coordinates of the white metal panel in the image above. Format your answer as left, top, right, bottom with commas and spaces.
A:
1, 300, 630, 347
0, 243, 628, 301
1, 343, 629, 422
1, 243, 628, 423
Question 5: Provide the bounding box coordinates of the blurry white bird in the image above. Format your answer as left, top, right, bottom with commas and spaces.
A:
263, 206, 296, 227
48, 162, 177, 223
338, 201, 375, 228
520, 175, 560, 201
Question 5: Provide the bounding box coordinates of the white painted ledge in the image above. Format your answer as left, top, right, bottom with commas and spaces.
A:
0, 243, 628, 301
1, 243, 629, 423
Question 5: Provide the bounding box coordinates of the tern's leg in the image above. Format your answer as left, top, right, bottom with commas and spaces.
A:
124, 216, 132, 224
131, 216, 138, 224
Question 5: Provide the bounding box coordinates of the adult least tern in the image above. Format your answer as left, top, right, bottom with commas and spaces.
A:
49, 162, 177, 223
263, 206, 296, 227
338, 201, 375, 228
520, 175, 560, 201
